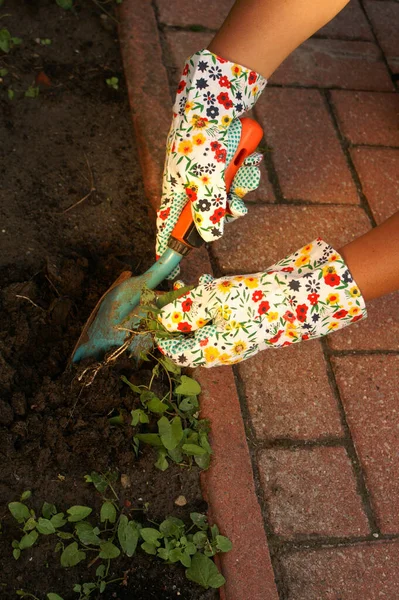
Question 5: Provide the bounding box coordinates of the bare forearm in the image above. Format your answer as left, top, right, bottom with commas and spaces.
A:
208, 0, 350, 78
339, 212, 399, 302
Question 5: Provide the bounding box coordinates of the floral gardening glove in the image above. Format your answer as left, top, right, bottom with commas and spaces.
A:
156, 49, 267, 265
156, 239, 367, 368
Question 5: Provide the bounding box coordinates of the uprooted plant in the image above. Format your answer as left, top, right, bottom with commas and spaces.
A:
8, 472, 232, 598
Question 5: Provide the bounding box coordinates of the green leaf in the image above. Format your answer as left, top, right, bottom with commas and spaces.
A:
156, 286, 194, 309
8, 502, 30, 523
13, 548, 21, 560
36, 518, 56, 535
84, 471, 109, 494
60, 542, 86, 567
42, 502, 57, 519
140, 527, 163, 547
118, 515, 140, 557
99, 541, 120, 559
159, 355, 181, 375
100, 501, 116, 524
83, 583, 96, 594
7, 88, 14, 100
193, 531, 207, 548
67, 506, 92, 522
135, 433, 163, 447
147, 397, 168, 414
20, 490, 31, 502
157, 547, 169, 561
47, 594, 64, 600
131, 408, 149, 426
24, 85, 39, 98
99, 581, 106, 593
23, 517, 37, 532
159, 517, 185, 538
121, 375, 142, 394
50, 513, 66, 529
19, 530, 39, 550
155, 448, 169, 471
169, 547, 184, 563
215, 535, 232, 553
174, 375, 201, 396
210, 524, 219, 539
182, 443, 207, 456
56, 0, 73, 9
96, 564, 106, 577
180, 550, 192, 568
0, 29, 11, 53
194, 453, 211, 470
141, 541, 157, 555
179, 396, 199, 412
72, 585, 81, 593
167, 446, 184, 463
185, 541, 197, 555
57, 531, 74, 540
75, 522, 101, 546
190, 513, 208, 530
158, 416, 183, 450
185, 553, 226, 589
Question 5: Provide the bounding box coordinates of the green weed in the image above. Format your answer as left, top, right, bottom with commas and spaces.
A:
0, 28, 21, 53
8, 475, 231, 597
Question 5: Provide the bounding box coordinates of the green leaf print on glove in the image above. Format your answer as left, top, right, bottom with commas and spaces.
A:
156, 49, 267, 266
156, 239, 367, 368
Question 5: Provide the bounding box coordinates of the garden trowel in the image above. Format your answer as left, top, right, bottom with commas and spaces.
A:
71, 117, 263, 363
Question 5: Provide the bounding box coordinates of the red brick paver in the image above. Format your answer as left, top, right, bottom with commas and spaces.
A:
350, 147, 399, 224
331, 91, 399, 147
196, 367, 279, 600
333, 355, 399, 533
238, 341, 343, 440
270, 39, 394, 91
258, 446, 369, 538
328, 291, 399, 351
364, 0, 399, 74
318, 0, 373, 41
156, 0, 233, 29
212, 205, 371, 274
280, 541, 399, 599
256, 88, 358, 203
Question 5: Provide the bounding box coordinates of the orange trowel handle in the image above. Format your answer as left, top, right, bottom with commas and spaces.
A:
170, 117, 263, 251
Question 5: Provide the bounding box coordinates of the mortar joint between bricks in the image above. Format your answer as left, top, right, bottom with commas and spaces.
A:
358, 0, 397, 88
328, 348, 399, 357
253, 436, 347, 451
320, 337, 381, 535
322, 89, 378, 228
270, 531, 399, 555
268, 82, 397, 93
253, 105, 285, 204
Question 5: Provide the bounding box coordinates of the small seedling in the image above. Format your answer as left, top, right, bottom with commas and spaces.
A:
56, 0, 73, 9
105, 76, 118, 90
0, 28, 22, 53
25, 85, 39, 98
36, 38, 52, 46
8, 477, 231, 594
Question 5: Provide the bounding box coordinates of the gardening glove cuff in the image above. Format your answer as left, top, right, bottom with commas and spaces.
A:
156, 239, 367, 368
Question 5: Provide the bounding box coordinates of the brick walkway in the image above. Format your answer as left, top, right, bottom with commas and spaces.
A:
120, 1, 399, 597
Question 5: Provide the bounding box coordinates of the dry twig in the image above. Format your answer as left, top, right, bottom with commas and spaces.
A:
61, 154, 96, 214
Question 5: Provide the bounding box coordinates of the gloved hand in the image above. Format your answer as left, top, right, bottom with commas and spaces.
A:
156, 49, 267, 273
156, 239, 367, 368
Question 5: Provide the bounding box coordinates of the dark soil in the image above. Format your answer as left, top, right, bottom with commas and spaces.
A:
0, 2, 216, 599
